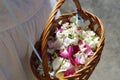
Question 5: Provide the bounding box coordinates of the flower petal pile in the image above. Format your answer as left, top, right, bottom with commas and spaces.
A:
38, 15, 100, 79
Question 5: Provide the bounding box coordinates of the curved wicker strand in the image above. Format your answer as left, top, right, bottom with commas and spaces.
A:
42, 0, 64, 42
41, 0, 65, 79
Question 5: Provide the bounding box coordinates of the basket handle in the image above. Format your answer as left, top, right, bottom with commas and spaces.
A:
41, 0, 84, 79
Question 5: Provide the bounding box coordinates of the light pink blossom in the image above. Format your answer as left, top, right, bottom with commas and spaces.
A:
84, 44, 94, 55
73, 53, 86, 65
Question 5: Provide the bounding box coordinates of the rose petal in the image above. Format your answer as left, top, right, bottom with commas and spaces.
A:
64, 67, 75, 76
84, 44, 91, 53
84, 44, 94, 56
87, 50, 94, 56
60, 49, 71, 58
59, 28, 64, 33
78, 40, 84, 45
73, 53, 86, 65
67, 46, 73, 54
60, 46, 75, 58
55, 60, 73, 79
73, 45, 80, 54
79, 54, 86, 64
60, 46, 74, 58
61, 60, 73, 70
72, 56, 80, 65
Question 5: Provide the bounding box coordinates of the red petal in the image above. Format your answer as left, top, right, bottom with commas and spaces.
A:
60, 50, 71, 58
73, 45, 80, 54
72, 53, 86, 65
67, 46, 73, 55
84, 44, 91, 53
78, 40, 84, 45
64, 67, 75, 76
72, 56, 80, 65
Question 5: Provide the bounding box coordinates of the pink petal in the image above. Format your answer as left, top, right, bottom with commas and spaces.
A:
64, 67, 75, 76
72, 53, 86, 65
84, 45, 94, 55
84, 44, 91, 53
84, 44, 91, 49
60, 50, 71, 58
72, 56, 80, 65
55, 27, 64, 33
67, 46, 73, 55
59, 28, 64, 33
69, 57, 75, 66
87, 50, 94, 55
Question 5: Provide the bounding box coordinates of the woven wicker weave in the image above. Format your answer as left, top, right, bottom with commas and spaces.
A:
30, 0, 105, 80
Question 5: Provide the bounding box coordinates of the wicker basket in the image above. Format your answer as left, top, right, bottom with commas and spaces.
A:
30, 0, 105, 80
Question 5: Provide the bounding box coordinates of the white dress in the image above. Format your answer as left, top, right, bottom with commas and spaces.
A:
0, 0, 58, 80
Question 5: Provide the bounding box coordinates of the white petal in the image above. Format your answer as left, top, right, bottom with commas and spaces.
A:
81, 48, 87, 52
70, 16, 76, 23
74, 52, 86, 64
84, 38, 91, 44
76, 20, 81, 26
86, 31, 95, 37
79, 23, 88, 30
47, 49, 55, 54
94, 37, 99, 42
85, 20, 90, 26
62, 22, 69, 29
61, 60, 73, 70
52, 57, 64, 71
89, 41, 96, 49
